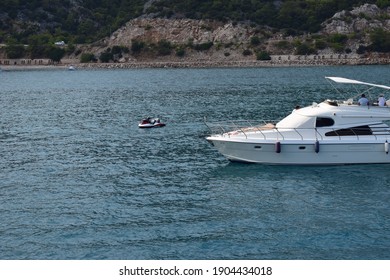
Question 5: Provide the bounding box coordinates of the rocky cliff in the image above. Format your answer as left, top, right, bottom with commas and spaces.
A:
84, 18, 263, 62
322, 4, 390, 35
108, 18, 257, 46
75, 3, 389, 64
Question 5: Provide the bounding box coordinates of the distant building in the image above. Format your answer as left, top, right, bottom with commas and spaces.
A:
54, 41, 65, 46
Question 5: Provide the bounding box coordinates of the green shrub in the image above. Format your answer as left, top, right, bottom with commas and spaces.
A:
99, 52, 113, 63
274, 40, 292, 50
80, 53, 96, 63
157, 40, 173, 55
131, 39, 145, 54
47, 46, 65, 62
242, 49, 252, 56
111, 45, 122, 54
27, 44, 46, 59
357, 45, 367, 54
193, 41, 213, 51
295, 43, 317, 55
314, 39, 327, 50
176, 47, 185, 57
66, 43, 76, 55
256, 51, 271, 60
250, 36, 261, 46
369, 28, 390, 52
5, 44, 25, 59
330, 43, 345, 53
328, 34, 348, 44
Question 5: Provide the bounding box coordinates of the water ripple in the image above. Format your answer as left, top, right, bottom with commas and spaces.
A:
1, 66, 390, 259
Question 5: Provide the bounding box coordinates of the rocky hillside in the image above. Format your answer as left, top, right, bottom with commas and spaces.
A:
0, 0, 379, 44
322, 4, 390, 34
1, 3, 389, 64
75, 4, 389, 63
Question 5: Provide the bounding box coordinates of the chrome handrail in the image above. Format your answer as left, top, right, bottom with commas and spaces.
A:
204, 119, 390, 142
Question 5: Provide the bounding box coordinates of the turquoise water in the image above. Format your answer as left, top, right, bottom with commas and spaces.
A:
0, 65, 389, 259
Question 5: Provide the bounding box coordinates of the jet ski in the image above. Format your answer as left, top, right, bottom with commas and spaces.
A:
138, 117, 166, 128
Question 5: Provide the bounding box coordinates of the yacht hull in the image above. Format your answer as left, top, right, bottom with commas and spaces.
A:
207, 138, 390, 165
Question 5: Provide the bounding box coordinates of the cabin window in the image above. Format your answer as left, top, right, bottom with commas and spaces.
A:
325, 125, 372, 136
316, 117, 335, 127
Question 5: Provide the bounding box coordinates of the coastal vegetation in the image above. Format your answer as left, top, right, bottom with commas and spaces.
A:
0, 1, 389, 63
1, 0, 388, 45
0, 0, 146, 44
147, 0, 389, 32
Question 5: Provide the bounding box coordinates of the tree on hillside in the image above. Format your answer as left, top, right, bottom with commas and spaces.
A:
369, 28, 390, 52
5, 44, 25, 59
47, 46, 66, 63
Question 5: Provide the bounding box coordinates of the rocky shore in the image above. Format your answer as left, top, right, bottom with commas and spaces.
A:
2, 54, 389, 71
77, 55, 390, 69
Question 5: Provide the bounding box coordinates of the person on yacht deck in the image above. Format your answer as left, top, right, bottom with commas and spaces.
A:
358, 94, 369, 106
378, 94, 386, 107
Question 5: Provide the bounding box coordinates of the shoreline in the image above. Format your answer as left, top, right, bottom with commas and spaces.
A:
1, 56, 389, 71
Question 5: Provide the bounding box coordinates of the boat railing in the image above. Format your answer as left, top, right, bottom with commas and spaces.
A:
204, 119, 390, 141
205, 119, 314, 140
204, 119, 278, 139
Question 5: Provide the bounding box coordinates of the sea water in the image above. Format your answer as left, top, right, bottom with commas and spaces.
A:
0, 65, 389, 259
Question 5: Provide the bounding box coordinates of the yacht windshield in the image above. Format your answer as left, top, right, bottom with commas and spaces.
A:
276, 113, 315, 129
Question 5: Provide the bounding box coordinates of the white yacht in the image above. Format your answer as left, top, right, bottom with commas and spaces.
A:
206, 77, 390, 165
